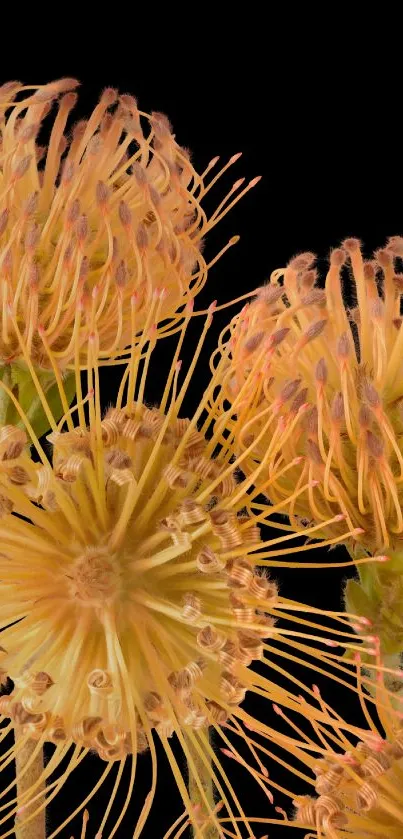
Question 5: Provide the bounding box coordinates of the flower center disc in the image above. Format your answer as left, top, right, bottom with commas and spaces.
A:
70, 547, 120, 606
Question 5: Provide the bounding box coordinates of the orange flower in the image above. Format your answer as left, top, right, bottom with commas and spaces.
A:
214, 239, 403, 558
0, 78, 257, 373
291, 652, 403, 838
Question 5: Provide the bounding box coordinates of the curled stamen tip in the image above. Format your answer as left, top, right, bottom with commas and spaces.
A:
261, 766, 269, 777
293, 456, 304, 464
353, 528, 365, 535
186, 298, 195, 313
323, 639, 338, 647
37, 323, 45, 335
208, 300, 217, 314
312, 684, 320, 696
229, 235, 240, 245
353, 652, 361, 663
221, 748, 235, 759
334, 513, 346, 521
375, 554, 389, 562
229, 152, 243, 164
357, 616, 372, 626
232, 177, 246, 191
249, 176, 262, 187
175, 360, 182, 372
310, 480, 320, 487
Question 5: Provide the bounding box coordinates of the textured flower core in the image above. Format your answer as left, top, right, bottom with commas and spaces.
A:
216, 238, 403, 556
0, 78, 253, 371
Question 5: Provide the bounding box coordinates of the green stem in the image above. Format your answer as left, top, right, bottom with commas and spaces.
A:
14, 735, 46, 839
187, 733, 219, 839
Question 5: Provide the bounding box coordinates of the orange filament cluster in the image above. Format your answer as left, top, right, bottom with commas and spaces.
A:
206, 647, 403, 838
213, 238, 403, 556
294, 725, 403, 838
0, 78, 256, 372
289, 673, 403, 839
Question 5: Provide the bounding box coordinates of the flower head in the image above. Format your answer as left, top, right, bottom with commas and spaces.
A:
290, 651, 403, 838
0, 78, 254, 373
225, 639, 403, 837
0, 310, 374, 836
216, 239, 403, 558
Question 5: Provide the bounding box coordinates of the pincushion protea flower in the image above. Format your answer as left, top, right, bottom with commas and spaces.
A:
212, 238, 403, 656
0, 78, 258, 437
0, 309, 376, 837
288, 647, 403, 838
220, 640, 403, 838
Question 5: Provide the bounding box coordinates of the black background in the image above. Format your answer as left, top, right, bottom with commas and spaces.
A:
2, 29, 400, 838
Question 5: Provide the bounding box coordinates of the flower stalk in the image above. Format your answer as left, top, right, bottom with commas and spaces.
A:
14, 733, 45, 839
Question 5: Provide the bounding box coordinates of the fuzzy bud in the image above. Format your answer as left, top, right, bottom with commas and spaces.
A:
288, 252, 316, 272
315, 358, 327, 385
366, 430, 384, 459
331, 393, 345, 423
304, 319, 327, 342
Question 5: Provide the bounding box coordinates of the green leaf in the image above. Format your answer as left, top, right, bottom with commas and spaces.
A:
27, 371, 77, 440
0, 363, 76, 441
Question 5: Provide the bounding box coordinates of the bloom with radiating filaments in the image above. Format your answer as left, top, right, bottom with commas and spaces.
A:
211, 238, 403, 654
222, 640, 403, 838
0, 307, 378, 837
0, 78, 258, 374
290, 648, 403, 838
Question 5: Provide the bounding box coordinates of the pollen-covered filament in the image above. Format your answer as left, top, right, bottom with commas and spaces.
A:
0, 401, 277, 765
218, 240, 403, 555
